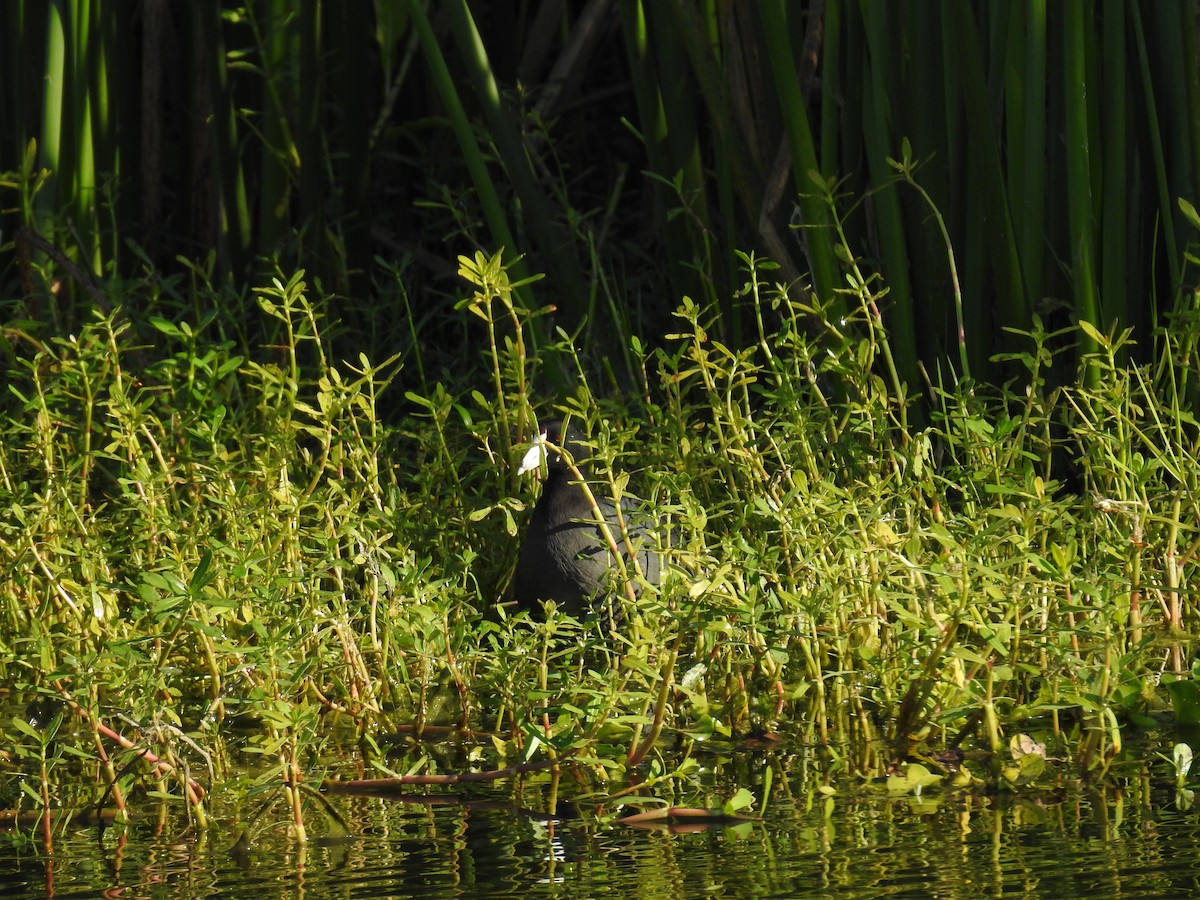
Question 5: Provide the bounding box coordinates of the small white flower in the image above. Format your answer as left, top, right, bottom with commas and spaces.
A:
518, 433, 548, 475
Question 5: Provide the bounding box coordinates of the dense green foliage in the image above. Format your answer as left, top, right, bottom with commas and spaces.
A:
2, 247, 1199, 836
3, 0, 1200, 841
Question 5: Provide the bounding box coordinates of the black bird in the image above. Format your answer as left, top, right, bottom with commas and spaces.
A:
512, 419, 662, 616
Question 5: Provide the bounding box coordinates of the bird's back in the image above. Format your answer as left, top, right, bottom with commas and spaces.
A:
513, 469, 661, 616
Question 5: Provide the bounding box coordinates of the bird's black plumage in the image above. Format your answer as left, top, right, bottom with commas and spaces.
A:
512, 419, 661, 616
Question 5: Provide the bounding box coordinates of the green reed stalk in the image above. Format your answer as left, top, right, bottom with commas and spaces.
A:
1100, 1, 1129, 332
1063, 0, 1100, 379
860, 8, 917, 394
36, 0, 66, 238
441, 0, 586, 320
244, 0, 298, 255
946, 2, 1024, 370
1007, 1, 1047, 318
618, 0, 715, 309
757, 1, 840, 316
76, 0, 100, 271
1130, 4, 1182, 309
406, 0, 534, 314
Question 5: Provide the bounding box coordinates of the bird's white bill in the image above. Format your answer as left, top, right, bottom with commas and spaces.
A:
518, 434, 547, 475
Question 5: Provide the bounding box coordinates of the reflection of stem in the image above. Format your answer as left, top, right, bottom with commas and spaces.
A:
323, 754, 572, 791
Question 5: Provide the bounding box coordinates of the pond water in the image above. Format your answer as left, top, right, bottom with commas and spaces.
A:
4, 749, 1200, 898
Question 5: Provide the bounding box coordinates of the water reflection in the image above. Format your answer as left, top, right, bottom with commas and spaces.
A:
4, 752, 1200, 898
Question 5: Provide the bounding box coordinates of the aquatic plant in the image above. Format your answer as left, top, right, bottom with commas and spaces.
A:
2, 234, 1198, 845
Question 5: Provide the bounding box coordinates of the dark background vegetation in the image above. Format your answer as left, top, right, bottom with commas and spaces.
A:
4, 1, 1200, 395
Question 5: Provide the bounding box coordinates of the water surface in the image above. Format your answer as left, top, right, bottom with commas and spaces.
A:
3, 752, 1198, 898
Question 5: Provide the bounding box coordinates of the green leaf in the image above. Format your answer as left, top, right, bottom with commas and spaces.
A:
1179, 197, 1200, 231
1174, 743, 1193, 778
1077, 319, 1105, 346
1165, 680, 1200, 726
723, 787, 756, 815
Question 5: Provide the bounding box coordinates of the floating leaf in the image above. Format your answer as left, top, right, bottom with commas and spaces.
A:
888, 763, 943, 796
723, 788, 756, 815
1002, 752, 1045, 786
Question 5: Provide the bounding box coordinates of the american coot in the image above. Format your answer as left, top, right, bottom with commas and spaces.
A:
512, 419, 662, 617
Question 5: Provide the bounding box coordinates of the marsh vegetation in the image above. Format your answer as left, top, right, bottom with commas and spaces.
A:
2, 0, 1200, 863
